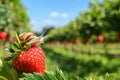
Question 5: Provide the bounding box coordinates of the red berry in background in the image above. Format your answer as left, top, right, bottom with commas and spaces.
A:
0, 31, 7, 41
98, 35, 104, 42
12, 45, 45, 74
74, 38, 80, 45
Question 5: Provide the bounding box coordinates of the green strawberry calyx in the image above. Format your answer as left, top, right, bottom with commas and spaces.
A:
4, 32, 46, 61
4, 32, 31, 61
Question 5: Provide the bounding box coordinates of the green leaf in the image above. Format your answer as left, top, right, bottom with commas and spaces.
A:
0, 61, 18, 80
33, 73, 46, 80
4, 54, 18, 61
19, 68, 67, 80
19, 78, 28, 80
44, 71, 58, 80
15, 32, 22, 48
11, 42, 21, 52
23, 43, 31, 50
21, 73, 38, 80
0, 76, 8, 80
5, 47, 15, 53
55, 68, 67, 80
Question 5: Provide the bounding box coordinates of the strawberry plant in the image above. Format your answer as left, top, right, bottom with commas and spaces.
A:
0, 61, 18, 80
0, 32, 68, 80
19, 68, 67, 80
4, 32, 46, 74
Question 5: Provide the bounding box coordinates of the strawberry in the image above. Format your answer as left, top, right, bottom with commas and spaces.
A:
0, 31, 7, 41
98, 35, 104, 42
74, 38, 80, 45
12, 45, 45, 74
5, 32, 46, 74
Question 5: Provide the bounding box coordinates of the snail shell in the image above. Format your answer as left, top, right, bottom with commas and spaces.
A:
19, 32, 43, 45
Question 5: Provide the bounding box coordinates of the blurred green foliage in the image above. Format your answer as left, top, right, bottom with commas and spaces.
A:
0, 0, 31, 33
43, 43, 120, 79
47, 0, 120, 43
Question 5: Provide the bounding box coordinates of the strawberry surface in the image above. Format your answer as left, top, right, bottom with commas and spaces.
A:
12, 45, 45, 74
0, 31, 7, 41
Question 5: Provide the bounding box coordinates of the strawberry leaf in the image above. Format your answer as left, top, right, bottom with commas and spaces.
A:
33, 73, 46, 80
0, 76, 8, 80
15, 32, 22, 48
5, 41, 21, 54
0, 61, 18, 80
19, 68, 67, 80
5, 47, 15, 53
23, 43, 31, 50
4, 54, 19, 61
21, 73, 38, 80
11, 42, 21, 51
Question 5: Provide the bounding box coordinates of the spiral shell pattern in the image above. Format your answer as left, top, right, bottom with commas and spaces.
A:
19, 32, 43, 45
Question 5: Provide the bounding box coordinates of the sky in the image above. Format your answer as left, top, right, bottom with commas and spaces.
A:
21, 0, 90, 32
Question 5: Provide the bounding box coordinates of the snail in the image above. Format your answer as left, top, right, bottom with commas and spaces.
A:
19, 32, 45, 46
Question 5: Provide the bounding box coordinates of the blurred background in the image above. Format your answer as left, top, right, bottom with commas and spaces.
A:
0, 0, 120, 79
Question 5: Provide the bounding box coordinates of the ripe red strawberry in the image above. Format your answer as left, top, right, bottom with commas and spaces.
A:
12, 45, 45, 74
5, 32, 46, 74
0, 31, 7, 41
98, 35, 104, 42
